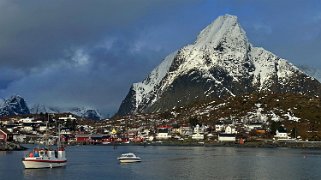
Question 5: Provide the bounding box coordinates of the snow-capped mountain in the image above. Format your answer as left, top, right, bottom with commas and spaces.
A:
117, 14, 321, 115
0, 95, 102, 120
30, 105, 102, 120
0, 95, 30, 117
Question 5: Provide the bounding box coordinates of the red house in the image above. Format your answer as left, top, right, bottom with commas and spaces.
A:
0, 128, 13, 142
75, 134, 91, 144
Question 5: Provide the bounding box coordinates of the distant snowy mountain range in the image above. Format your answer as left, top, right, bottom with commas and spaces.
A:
117, 14, 321, 115
0, 95, 102, 120
30, 104, 102, 120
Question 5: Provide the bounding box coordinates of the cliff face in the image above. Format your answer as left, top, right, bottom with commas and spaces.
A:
117, 14, 321, 115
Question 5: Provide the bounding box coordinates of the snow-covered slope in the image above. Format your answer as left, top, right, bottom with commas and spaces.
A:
117, 14, 321, 115
132, 51, 178, 108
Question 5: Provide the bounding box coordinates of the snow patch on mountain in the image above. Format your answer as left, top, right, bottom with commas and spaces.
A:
250, 47, 300, 90
30, 104, 102, 120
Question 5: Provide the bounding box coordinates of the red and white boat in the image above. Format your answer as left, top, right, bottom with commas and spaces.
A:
22, 124, 67, 169
22, 147, 67, 169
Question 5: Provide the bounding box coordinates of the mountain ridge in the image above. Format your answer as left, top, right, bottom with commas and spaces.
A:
30, 104, 102, 120
0, 95, 102, 120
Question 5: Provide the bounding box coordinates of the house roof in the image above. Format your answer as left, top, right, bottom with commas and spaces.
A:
0, 128, 12, 135
158, 125, 172, 129
75, 134, 91, 138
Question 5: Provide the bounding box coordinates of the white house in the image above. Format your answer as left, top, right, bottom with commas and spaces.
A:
215, 122, 225, 132
245, 123, 263, 131
218, 125, 237, 142
59, 115, 77, 122
192, 124, 204, 140
274, 130, 289, 140
23, 126, 33, 132
19, 117, 34, 123
218, 133, 236, 142
179, 126, 193, 136
225, 125, 237, 134
38, 125, 48, 132
138, 129, 150, 139
156, 125, 171, 140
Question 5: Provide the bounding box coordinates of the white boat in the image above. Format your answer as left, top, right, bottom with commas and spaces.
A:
117, 153, 141, 163
22, 147, 67, 169
22, 124, 67, 169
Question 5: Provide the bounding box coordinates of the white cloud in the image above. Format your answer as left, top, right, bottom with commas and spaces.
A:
130, 40, 146, 54
96, 37, 117, 51
71, 49, 90, 66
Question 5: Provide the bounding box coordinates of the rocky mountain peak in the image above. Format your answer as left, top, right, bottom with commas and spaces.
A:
194, 14, 248, 51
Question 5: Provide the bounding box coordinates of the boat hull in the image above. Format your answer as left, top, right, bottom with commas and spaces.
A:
22, 159, 67, 169
118, 158, 141, 163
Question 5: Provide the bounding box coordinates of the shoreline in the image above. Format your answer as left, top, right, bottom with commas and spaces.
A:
0, 142, 28, 151
68, 140, 321, 150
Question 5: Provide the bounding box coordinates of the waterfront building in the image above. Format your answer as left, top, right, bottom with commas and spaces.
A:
274, 130, 289, 140
245, 122, 263, 131
215, 121, 225, 132
156, 125, 172, 140
218, 125, 237, 142
59, 115, 77, 122
192, 124, 204, 140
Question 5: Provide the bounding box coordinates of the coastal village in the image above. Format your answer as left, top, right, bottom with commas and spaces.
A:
0, 111, 317, 150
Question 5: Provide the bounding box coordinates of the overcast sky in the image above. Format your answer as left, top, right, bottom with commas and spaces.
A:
0, 0, 320, 116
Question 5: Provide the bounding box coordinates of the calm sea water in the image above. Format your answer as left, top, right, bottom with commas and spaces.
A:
1, 145, 321, 180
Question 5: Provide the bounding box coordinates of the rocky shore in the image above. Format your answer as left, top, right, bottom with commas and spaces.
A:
0, 142, 28, 151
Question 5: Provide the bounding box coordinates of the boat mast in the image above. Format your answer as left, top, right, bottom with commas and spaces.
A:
46, 113, 50, 148
58, 124, 61, 149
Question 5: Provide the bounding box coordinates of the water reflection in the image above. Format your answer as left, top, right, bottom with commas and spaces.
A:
23, 168, 66, 180
0, 151, 9, 156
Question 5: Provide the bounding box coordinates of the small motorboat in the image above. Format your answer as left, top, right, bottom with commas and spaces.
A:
117, 153, 141, 163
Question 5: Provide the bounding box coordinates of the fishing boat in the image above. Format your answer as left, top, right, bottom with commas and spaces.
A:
117, 153, 141, 163
22, 124, 67, 169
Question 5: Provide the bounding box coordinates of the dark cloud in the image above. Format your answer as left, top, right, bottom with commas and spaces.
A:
0, 0, 189, 70
0, 0, 320, 115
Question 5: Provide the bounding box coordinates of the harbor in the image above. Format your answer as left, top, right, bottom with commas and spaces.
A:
1, 144, 321, 180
